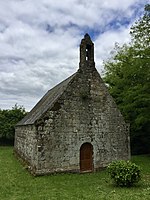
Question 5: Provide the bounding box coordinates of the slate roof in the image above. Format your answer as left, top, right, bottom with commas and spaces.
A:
17, 73, 76, 126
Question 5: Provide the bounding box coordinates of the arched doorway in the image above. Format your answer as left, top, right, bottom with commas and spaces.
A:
80, 143, 93, 172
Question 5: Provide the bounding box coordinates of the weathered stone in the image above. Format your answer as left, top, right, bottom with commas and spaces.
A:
14, 34, 130, 175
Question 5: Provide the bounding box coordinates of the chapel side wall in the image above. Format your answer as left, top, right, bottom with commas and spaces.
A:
35, 68, 130, 175
14, 125, 37, 169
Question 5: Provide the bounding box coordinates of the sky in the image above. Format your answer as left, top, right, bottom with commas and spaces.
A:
0, 0, 148, 111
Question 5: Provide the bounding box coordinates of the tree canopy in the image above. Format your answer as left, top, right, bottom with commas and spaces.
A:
0, 104, 27, 145
103, 5, 150, 154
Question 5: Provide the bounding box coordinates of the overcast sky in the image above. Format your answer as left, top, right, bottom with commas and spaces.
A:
0, 0, 148, 111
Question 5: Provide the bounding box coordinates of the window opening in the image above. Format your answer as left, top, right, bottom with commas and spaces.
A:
86, 45, 91, 61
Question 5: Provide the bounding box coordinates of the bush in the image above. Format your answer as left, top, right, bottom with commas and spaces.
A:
107, 160, 141, 187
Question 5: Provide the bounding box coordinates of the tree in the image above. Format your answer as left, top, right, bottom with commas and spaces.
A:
0, 104, 27, 145
103, 5, 150, 154
130, 4, 150, 49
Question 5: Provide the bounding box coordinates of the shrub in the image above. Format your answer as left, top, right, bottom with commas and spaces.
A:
107, 160, 141, 187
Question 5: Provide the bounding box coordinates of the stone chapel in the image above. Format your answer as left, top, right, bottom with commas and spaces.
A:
14, 34, 130, 175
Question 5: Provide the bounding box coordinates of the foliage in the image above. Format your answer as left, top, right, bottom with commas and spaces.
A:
130, 4, 150, 49
0, 104, 27, 145
103, 5, 150, 154
0, 147, 150, 200
107, 160, 141, 187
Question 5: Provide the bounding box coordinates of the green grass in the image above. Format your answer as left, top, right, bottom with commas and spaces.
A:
0, 147, 150, 200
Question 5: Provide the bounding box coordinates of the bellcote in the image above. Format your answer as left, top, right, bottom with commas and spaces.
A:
79, 33, 95, 70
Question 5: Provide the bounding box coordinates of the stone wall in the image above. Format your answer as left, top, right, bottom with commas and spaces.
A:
34, 65, 130, 175
14, 125, 37, 171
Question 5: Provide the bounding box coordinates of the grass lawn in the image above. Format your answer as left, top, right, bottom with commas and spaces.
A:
0, 147, 150, 200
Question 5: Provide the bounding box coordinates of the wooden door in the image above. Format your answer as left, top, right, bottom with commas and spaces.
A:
80, 143, 93, 172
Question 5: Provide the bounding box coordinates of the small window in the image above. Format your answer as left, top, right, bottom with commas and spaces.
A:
86, 44, 91, 61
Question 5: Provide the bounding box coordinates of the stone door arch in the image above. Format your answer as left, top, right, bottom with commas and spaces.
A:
80, 143, 93, 172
